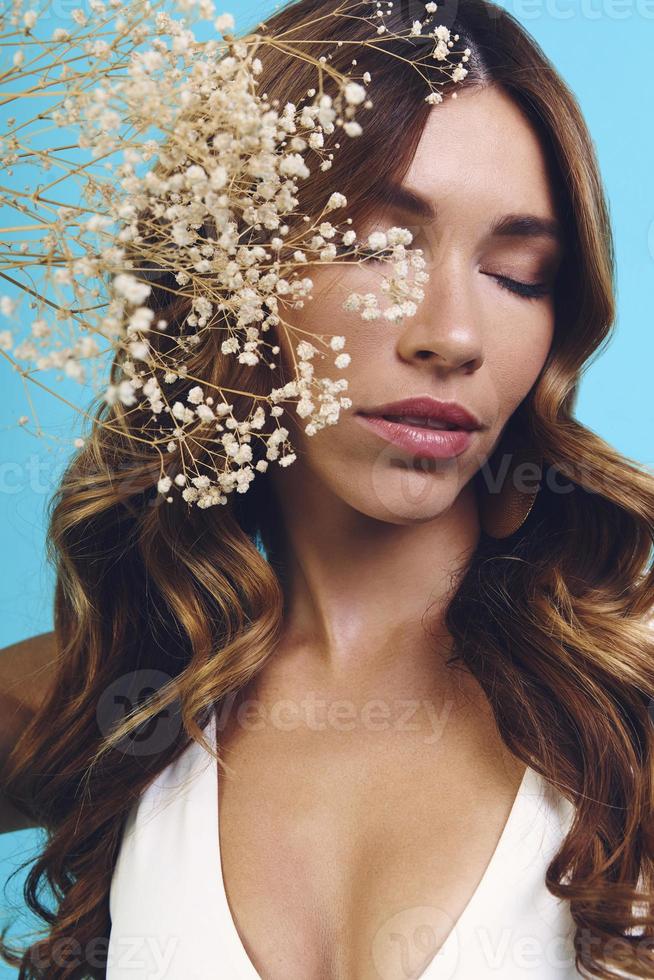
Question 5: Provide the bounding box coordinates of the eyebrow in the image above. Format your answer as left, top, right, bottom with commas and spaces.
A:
377, 181, 564, 247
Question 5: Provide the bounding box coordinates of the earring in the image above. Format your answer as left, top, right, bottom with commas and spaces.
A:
477, 443, 543, 540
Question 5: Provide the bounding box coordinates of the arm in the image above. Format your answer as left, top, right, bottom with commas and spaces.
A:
0, 631, 59, 834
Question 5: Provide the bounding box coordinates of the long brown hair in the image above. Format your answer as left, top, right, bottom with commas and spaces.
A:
2, 1, 654, 977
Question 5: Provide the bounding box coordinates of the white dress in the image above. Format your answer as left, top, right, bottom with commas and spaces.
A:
107, 708, 582, 979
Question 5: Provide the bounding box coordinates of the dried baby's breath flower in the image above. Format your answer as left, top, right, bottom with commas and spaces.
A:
0, 0, 468, 509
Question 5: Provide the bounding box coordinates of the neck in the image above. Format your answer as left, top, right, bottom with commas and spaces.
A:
262, 459, 481, 702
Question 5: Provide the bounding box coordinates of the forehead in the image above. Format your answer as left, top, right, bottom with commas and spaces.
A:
398, 84, 559, 221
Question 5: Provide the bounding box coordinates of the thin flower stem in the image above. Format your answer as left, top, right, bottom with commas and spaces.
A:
0, 224, 51, 233
0, 349, 158, 446
0, 0, 460, 506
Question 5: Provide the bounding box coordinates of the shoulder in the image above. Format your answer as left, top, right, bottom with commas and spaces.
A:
0, 630, 59, 716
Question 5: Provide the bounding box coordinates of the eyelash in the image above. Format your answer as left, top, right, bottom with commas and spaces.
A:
357, 249, 551, 302
492, 275, 551, 301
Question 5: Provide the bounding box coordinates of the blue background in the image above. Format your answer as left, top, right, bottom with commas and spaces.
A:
1, 0, 653, 972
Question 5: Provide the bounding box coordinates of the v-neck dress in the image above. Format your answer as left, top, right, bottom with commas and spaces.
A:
107, 708, 582, 979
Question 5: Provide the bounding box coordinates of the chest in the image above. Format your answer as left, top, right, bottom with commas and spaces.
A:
216, 720, 526, 980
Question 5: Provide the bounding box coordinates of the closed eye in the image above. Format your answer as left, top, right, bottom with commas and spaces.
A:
486, 273, 551, 301
355, 250, 552, 301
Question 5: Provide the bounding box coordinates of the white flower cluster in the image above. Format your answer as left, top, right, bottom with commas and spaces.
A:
0, 0, 470, 510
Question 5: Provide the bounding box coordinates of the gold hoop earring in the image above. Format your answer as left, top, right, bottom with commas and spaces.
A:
477, 444, 543, 540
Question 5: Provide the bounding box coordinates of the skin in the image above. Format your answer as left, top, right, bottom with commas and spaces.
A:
216, 83, 566, 979
265, 82, 562, 687
0, 82, 570, 978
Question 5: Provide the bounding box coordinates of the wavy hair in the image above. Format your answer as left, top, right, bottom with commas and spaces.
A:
2, 1, 654, 977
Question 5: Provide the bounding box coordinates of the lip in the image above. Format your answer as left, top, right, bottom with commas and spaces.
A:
358, 396, 482, 431
355, 414, 474, 459
355, 396, 482, 461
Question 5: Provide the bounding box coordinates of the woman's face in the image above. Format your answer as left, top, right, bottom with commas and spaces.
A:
271, 84, 564, 524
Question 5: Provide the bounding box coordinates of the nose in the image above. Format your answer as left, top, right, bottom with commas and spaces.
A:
395, 257, 484, 374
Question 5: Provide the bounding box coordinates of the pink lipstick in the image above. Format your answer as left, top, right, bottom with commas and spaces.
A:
355, 395, 482, 460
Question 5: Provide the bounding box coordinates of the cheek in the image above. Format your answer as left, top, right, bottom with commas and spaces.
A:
275, 261, 555, 446
266, 290, 557, 525
274, 266, 381, 379
488, 309, 555, 419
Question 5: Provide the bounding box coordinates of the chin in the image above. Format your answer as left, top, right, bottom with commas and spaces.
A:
328, 459, 468, 525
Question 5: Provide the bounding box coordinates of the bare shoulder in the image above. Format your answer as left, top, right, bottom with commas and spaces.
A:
0, 631, 60, 833
0, 630, 60, 714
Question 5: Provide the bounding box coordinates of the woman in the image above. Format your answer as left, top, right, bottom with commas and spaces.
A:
1, 0, 654, 977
